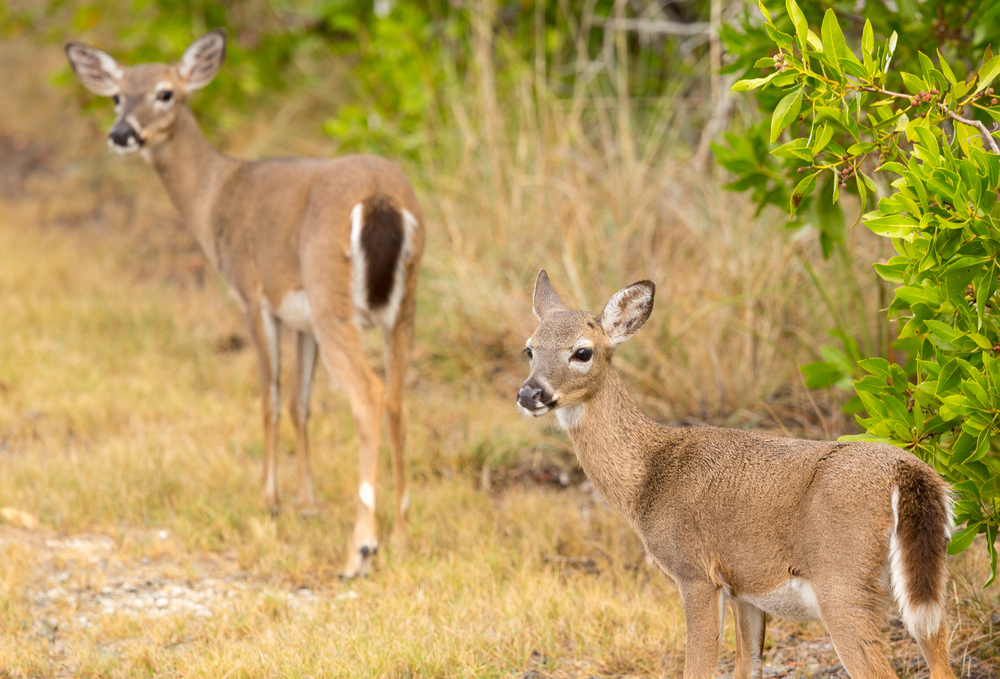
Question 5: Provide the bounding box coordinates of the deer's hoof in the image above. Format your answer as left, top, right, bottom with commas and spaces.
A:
341, 541, 378, 579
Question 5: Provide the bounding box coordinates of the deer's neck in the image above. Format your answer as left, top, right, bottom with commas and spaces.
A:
561, 368, 670, 523
144, 107, 240, 268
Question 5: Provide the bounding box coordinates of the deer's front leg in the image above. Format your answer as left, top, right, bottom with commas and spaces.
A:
680, 582, 723, 679
247, 307, 281, 515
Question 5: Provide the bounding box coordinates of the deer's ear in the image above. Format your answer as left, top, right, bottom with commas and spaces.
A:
178, 29, 226, 91
65, 42, 123, 97
600, 280, 655, 348
532, 269, 566, 321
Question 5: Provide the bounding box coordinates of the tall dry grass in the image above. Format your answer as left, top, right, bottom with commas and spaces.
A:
406, 0, 884, 438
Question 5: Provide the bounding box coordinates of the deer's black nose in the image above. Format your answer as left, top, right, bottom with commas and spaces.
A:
518, 383, 549, 411
108, 122, 140, 148
518, 385, 541, 403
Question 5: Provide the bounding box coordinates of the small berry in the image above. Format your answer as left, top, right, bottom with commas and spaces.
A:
992, 98, 998, 106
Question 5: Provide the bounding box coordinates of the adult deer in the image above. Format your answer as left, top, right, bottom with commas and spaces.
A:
66, 30, 424, 577
517, 270, 957, 679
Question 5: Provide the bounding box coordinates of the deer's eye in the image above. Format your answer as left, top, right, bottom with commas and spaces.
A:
112, 94, 121, 106
523, 347, 533, 360
156, 90, 174, 102
573, 348, 593, 362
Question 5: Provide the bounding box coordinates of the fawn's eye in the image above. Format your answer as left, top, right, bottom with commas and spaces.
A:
112, 94, 121, 105
523, 347, 533, 360
573, 347, 593, 362
156, 90, 174, 102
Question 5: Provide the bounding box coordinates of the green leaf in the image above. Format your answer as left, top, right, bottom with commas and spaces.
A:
948, 522, 982, 554
895, 284, 944, 306
786, 0, 808, 54
862, 20, 874, 58
956, 119, 984, 155
859, 357, 891, 380
772, 138, 813, 160
758, 0, 772, 23
937, 50, 957, 86
732, 71, 779, 92
864, 213, 920, 240
821, 10, 843, 74
801, 361, 844, 389
770, 88, 804, 144
975, 54, 1000, 95
790, 171, 819, 214
885, 31, 898, 72
813, 124, 834, 156
847, 142, 876, 155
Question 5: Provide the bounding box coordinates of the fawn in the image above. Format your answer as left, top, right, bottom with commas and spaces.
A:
517, 270, 956, 679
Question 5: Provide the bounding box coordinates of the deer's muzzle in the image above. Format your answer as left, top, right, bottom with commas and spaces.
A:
517, 380, 555, 414
108, 121, 142, 153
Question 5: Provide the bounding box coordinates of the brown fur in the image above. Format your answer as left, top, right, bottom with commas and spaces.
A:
360, 194, 405, 310
894, 462, 950, 607
66, 31, 425, 578
518, 270, 958, 679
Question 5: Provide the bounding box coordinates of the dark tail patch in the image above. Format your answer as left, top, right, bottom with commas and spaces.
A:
895, 462, 949, 608
360, 194, 404, 310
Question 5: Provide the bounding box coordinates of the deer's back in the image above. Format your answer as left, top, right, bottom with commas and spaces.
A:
637, 426, 925, 594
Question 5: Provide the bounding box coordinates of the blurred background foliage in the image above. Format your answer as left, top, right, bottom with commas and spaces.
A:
3, 0, 714, 159
2, 0, 997, 427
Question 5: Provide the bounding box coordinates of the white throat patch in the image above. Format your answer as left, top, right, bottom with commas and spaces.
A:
556, 402, 586, 431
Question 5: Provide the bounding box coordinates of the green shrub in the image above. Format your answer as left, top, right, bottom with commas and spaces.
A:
731, 1, 999, 584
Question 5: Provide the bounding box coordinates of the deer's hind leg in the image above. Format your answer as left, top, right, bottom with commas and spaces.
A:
914, 618, 957, 679
815, 586, 897, 679
288, 330, 319, 515
732, 600, 766, 679
309, 310, 384, 578
382, 287, 416, 530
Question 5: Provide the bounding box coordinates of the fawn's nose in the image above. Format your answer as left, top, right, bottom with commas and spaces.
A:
108, 122, 140, 148
517, 383, 546, 411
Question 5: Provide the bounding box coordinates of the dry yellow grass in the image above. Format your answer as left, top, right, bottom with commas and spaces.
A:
0, 24, 996, 679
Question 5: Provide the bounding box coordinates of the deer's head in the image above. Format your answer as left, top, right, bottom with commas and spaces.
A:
517, 270, 655, 418
65, 30, 226, 154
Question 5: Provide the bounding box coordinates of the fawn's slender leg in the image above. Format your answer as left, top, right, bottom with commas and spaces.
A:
311, 315, 384, 577
818, 591, 897, 679
288, 330, 319, 514
732, 600, 766, 679
681, 583, 723, 679
247, 307, 281, 514
383, 298, 415, 527
914, 618, 958, 679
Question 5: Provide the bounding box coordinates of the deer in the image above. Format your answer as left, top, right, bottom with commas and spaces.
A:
65, 29, 424, 578
517, 270, 958, 679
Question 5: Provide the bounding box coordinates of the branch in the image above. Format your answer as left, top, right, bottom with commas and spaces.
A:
856, 84, 911, 100
940, 106, 1000, 155
855, 85, 1000, 154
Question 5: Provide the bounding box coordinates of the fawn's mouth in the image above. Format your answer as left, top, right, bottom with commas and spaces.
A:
516, 398, 558, 416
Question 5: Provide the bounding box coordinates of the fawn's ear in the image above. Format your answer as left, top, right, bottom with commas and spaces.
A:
600, 280, 655, 347
532, 269, 566, 321
65, 42, 123, 97
178, 29, 226, 91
